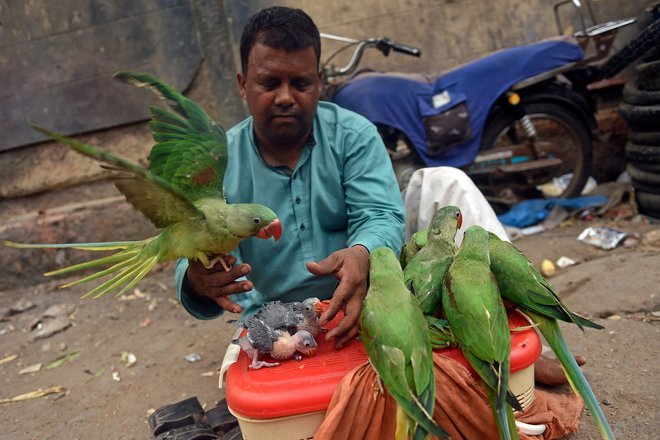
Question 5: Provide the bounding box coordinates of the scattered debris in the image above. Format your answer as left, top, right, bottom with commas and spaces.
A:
541, 259, 556, 277
84, 368, 106, 384
121, 352, 137, 368
46, 349, 82, 370
0, 354, 18, 365
139, 318, 152, 328
201, 371, 216, 377
30, 304, 72, 339
556, 256, 577, 268
0, 298, 36, 319
0, 386, 66, 404
184, 353, 202, 363
606, 315, 622, 321
577, 226, 628, 250
19, 363, 42, 375
111, 367, 121, 382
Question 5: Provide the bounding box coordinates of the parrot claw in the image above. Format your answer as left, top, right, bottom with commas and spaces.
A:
249, 360, 280, 369
293, 352, 303, 362
205, 255, 230, 271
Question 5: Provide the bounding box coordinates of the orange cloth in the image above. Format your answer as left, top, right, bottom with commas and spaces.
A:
315, 353, 583, 440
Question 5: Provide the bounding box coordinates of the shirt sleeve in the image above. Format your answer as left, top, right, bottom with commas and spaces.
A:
174, 258, 225, 320
343, 122, 406, 253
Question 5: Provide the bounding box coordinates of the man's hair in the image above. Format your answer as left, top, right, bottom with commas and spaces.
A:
239, 6, 321, 74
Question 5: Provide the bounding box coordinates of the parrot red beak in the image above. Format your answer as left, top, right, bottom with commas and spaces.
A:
304, 347, 317, 357
457, 213, 463, 229
257, 218, 282, 241
313, 301, 327, 316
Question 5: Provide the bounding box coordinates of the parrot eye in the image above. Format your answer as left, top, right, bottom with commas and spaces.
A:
252, 217, 261, 224
454, 211, 460, 219
304, 341, 310, 347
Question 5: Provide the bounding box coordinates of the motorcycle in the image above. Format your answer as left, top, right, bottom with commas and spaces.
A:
321, 1, 635, 207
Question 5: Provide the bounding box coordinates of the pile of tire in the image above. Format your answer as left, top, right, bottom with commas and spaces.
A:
619, 55, 660, 219
600, 16, 660, 219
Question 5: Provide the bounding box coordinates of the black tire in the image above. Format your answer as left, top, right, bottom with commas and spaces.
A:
619, 102, 660, 130
627, 163, 660, 185
222, 425, 243, 440
599, 20, 660, 79
628, 160, 660, 173
636, 190, 660, 211
631, 178, 660, 194
628, 130, 660, 146
622, 78, 660, 105
637, 59, 660, 91
625, 142, 660, 162
480, 101, 592, 199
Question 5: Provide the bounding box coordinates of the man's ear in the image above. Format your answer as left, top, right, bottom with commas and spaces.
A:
236, 72, 247, 100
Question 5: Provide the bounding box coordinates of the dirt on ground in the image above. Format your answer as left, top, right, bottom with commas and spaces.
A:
1, 212, 659, 440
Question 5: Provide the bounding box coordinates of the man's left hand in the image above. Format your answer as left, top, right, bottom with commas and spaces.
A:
306, 245, 370, 349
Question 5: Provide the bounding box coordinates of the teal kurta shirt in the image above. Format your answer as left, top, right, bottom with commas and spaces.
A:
176, 101, 405, 319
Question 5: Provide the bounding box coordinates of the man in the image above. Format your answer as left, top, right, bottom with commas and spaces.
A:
175, 6, 405, 349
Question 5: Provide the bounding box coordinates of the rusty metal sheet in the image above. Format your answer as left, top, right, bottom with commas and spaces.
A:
1, 0, 201, 152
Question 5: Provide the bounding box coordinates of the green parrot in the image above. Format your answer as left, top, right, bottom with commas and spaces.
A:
5, 71, 282, 298
360, 247, 450, 440
487, 233, 614, 440
403, 205, 462, 316
442, 225, 521, 440
399, 228, 428, 269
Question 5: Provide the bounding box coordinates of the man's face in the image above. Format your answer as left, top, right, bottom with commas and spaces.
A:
237, 43, 322, 151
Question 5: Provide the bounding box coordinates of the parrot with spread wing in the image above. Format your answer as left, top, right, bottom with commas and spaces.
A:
403, 206, 462, 316
5, 71, 282, 298
487, 233, 614, 440
442, 226, 521, 440
360, 247, 450, 440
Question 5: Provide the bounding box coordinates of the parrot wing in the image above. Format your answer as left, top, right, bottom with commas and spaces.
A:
30, 125, 202, 229
487, 232, 603, 331
113, 71, 227, 202
403, 206, 462, 315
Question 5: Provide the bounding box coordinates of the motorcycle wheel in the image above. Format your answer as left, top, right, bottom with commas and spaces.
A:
479, 101, 592, 201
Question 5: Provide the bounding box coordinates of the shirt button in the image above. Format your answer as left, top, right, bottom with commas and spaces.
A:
300, 223, 306, 231
295, 196, 301, 204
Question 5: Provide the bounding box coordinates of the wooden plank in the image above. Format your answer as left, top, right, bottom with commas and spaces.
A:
0, 1, 201, 152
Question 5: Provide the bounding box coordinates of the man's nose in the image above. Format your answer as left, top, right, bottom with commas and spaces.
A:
274, 83, 295, 106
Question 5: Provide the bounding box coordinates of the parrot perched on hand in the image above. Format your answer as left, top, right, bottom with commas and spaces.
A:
487, 233, 614, 440
5, 71, 282, 298
442, 225, 521, 440
403, 205, 462, 316
360, 247, 450, 440
232, 315, 317, 369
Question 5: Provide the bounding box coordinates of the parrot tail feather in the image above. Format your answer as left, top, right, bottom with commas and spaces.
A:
485, 386, 521, 440
79, 254, 158, 299
530, 312, 615, 440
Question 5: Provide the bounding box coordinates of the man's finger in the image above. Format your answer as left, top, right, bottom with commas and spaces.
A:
326, 310, 360, 347
215, 295, 242, 313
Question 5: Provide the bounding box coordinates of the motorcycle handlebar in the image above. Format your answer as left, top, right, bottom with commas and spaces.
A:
378, 37, 422, 57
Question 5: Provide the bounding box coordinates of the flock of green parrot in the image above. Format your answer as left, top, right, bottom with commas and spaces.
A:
360, 206, 615, 440
5, 72, 282, 298
5, 72, 615, 440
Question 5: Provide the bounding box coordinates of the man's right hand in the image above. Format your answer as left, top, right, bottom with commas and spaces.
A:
185, 254, 252, 313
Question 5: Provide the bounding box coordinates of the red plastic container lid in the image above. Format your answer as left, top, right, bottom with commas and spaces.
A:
226, 310, 368, 419
225, 307, 541, 419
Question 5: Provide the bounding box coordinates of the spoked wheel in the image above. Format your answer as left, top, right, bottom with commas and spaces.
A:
472, 102, 593, 206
